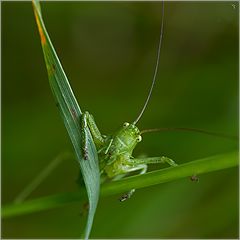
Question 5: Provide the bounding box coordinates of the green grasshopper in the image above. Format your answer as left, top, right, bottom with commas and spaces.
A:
15, 2, 236, 204
78, 2, 178, 201
78, 2, 236, 201
18, 2, 178, 203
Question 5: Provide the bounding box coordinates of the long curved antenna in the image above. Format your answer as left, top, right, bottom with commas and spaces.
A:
140, 127, 238, 141
133, 1, 165, 125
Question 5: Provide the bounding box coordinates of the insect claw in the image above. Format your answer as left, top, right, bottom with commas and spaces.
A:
119, 194, 129, 202
119, 189, 135, 202
190, 174, 199, 182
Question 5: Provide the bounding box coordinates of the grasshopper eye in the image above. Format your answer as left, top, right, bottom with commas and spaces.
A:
136, 135, 142, 142
123, 122, 130, 127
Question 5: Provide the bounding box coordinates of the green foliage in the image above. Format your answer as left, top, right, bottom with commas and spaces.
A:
32, 1, 100, 238
2, 1, 238, 238
2, 151, 238, 219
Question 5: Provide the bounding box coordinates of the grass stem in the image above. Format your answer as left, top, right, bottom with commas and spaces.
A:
2, 151, 238, 219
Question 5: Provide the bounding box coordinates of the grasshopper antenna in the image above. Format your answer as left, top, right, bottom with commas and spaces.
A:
133, 1, 165, 125
140, 127, 238, 141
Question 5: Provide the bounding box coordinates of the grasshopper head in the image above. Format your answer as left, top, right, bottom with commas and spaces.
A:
122, 122, 142, 142
114, 122, 142, 153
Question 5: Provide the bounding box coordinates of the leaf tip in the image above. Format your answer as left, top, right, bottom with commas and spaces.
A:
32, 1, 46, 46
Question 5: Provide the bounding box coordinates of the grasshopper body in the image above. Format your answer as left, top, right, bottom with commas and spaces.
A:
79, 2, 177, 200
81, 112, 177, 201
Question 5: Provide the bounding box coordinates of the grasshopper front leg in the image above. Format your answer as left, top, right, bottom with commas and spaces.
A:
80, 111, 105, 160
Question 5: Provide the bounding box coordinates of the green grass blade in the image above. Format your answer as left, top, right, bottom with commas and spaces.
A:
2, 151, 238, 219
32, 1, 100, 238
101, 151, 238, 196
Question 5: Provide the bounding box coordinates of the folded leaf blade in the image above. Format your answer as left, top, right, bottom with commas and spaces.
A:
32, 1, 100, 238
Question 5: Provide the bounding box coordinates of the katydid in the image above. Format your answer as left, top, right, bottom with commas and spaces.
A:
16, 1, 236, 204
79, 2, 172, 201
78, 2, 236, 201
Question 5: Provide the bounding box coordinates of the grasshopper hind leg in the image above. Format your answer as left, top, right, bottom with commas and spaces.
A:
80, 112, 88, 160
118, 156, 178, 202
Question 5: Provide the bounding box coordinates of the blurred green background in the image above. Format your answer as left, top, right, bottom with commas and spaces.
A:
2, 1, 238, 238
